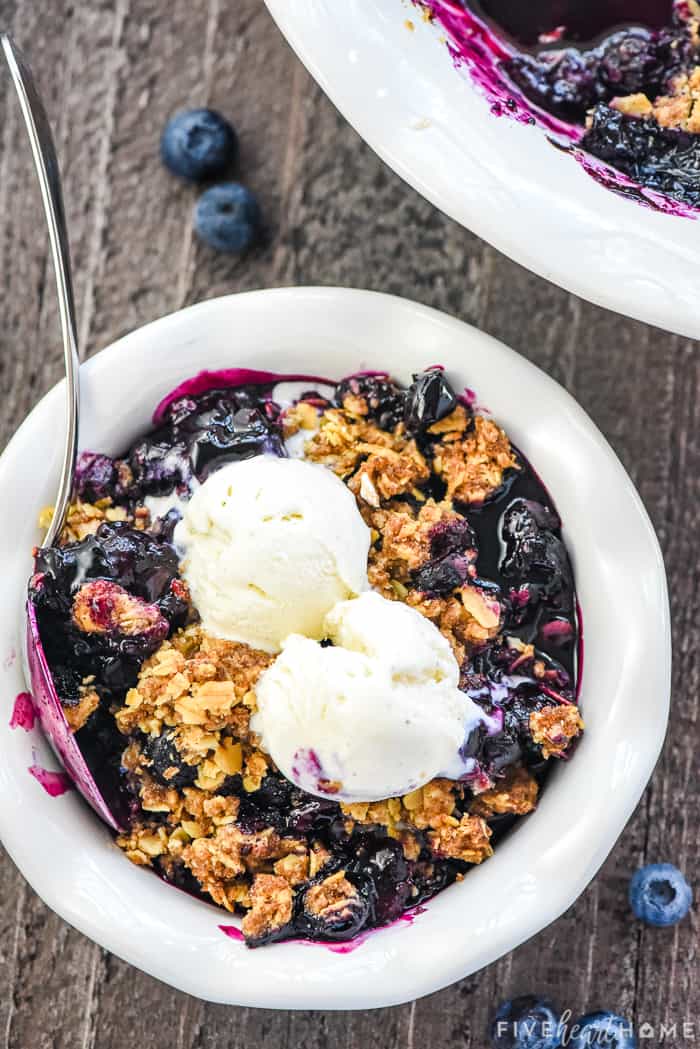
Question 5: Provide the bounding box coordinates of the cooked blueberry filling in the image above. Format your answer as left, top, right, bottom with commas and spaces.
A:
334, 373, 405, 430
143, 731, 199, 790
582, 103, 700, 206
473, 1, 670, 48
503, 24, 674, 122
427, 1, 700, 208
31, 523, 188, 690
75, 384, 286, 507
30, 367, 581, 946
404, 368, 458, 434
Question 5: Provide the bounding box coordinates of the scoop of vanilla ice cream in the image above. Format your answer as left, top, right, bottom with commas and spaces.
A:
253, 591, 487, 801
174, 456, 370, 652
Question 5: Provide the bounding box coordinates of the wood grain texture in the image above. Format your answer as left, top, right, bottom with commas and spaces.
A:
0, 1, 697, 1045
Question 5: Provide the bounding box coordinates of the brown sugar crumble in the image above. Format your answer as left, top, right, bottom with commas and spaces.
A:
610, 63, 700, 134
63, 686, 100, 733
530, 706, 584, 759
303, 871, 362, 923
242, 875, 294, 941
470, 766, 539, 818
428, 814, 494, 864
433, 415, 520, 505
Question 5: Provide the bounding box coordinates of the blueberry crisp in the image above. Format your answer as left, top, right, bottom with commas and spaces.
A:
29, 368, 582, 946
425, 1, 700, 209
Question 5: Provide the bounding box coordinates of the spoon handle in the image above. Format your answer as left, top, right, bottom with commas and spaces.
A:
2, 34, 80, 548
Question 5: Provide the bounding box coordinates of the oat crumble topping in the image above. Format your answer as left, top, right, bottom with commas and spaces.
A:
433, 415, 519, 504
242, 874, 294, 941
427, 814, 493, 864
470, 765, 539, 818
530, 706, 585, 760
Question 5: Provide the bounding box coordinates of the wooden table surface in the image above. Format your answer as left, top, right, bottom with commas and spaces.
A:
0, 2, 697, 1045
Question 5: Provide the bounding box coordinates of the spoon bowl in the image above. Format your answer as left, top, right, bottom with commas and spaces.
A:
25, 600, 121, 828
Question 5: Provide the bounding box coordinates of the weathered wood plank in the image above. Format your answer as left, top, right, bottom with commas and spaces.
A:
0, 0, 696, 1045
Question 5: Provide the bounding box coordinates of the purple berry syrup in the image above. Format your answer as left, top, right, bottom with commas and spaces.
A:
219, 904, 427, 953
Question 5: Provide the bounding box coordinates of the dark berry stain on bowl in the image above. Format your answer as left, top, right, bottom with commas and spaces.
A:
28, 756, 73, 797
421, 0, 700, 212
10, 691, 37, 732
27, 366, 582, 947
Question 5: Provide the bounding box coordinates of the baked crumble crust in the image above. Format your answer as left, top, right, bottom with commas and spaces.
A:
347, 439, 430, 504
303, 871, 360, 920
306, 411, 431, 505
405, 587, 501, 665
427, 814, 493, 864
369, 498, 471, 580
530, 705, 584, 759
114, 622, 511, 917
63, 687, 100, 733
112, 543, 574, 936
282, 400, 321, 438
242, 874, 294, 940
39, 497, 144, 546
470, 765, 539, 817
611, 65, 700, 132
72, 580, 164, 636
274, 851, 310, 886
115, 625, 270, 738
432, 415, 520, 504
303, 408, 398, 478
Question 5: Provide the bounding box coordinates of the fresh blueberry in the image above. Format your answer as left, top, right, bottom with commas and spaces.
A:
161, 108, 238, 181
628, 863, 693, 927
194, 183, 261, 253
568, 1011, 636, 1049
491, 995, 564, 1049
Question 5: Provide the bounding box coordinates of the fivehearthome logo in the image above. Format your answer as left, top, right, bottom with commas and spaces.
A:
494, 1009, 699, 1045
638, 1021, 698, 1041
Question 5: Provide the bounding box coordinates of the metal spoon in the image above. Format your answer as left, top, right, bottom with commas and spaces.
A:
4, 35, 121, 829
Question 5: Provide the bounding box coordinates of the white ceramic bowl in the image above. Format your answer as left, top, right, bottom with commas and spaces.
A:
265, 0, 700, 340
0, 288, 669, 1008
